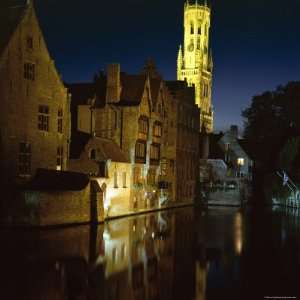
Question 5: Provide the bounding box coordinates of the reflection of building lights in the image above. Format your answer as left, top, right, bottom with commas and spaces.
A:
153, 190, 156, 193
144, 228, 147, 234
234, 212, 243, 255
133, 225, 136, 232
151, 232, 155, 239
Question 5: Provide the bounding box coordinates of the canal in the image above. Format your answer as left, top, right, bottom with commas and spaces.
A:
1, 206, 300, 299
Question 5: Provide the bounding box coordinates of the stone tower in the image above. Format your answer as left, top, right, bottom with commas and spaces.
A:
177, 0, 213, 132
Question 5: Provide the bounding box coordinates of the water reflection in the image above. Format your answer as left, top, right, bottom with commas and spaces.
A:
2, 207, 300, 299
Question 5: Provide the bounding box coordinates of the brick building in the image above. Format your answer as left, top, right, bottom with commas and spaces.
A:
166, 81, 200, 203
0, 1, 71, 186
68, 63, 174, 210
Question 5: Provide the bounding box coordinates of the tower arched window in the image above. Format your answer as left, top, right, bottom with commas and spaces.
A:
191, 24, 194, 34
198, 26, 201, 35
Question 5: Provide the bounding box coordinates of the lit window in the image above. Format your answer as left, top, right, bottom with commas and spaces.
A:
57, 108, 63, 133
237, 158, 245, 166
147, 168, 156, 185
197, 38, 200, 50
150, 144, 160, 161
135, 141, 146, 160
56, 146, 63, 171
38, 105, 49, 131
153, 122, 162, 137
138, 116, 149, 136
114, 172, 118, 188
19, 142, 31, 176
133, 167, 142, 185
122, 172, 127, 188
24, 63, 35, 80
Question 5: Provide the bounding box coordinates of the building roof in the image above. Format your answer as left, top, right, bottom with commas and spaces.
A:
237, 139, 254, 160
67, 83, 96, 106
68, 72, 147, 108
118, 73, 146, 106
96, 138, 128, 163
70, 131, 129, 163
70, 131, 91, 159
0, 1, 28, 56
208, 133, 225, 159
23, 169, 90, 191
150, 78, 162, 107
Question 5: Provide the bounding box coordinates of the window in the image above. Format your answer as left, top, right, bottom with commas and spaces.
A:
38, 105, 49, 131
24, 63, 35, 80
19, 142, 31, 176
150, 144, 160, 161
135, 141, 146, 159
237, 158, 245, 166
57, 108, 63, 133
121, 244, 126, 260
153, 122, 162, 137
56, 146, 63, 171
99, 161, 108, 177
191, 24, 194, 34
160, 158, 167, 176
133, 167, 141, 185
26, 36, 33, 50
122, 172, 127, 188
197, 38, 201, 50
114, 172, 118, 188
198, 26, 201, 35
138, 117, 149, 136
147, 168, 156, 185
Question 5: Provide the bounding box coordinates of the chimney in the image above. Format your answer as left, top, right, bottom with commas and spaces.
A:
106, 64, 121, 103
230, 125, 238, 138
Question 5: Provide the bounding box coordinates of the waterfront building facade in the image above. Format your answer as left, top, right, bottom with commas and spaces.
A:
177, 0, 213, 132
166, 81, 200, 203
0, 1, 71, 185
68, 63, 179, 211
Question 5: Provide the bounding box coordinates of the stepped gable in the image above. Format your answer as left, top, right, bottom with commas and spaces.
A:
0, 0, 28, 56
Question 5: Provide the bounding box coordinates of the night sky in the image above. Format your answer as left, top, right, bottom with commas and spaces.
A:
35, 0, 300, 132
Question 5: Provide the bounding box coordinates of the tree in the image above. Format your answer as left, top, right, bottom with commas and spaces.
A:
242, 82, 300, 171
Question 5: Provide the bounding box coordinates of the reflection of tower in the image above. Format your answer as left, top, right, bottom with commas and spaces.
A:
177, 0, 214, 132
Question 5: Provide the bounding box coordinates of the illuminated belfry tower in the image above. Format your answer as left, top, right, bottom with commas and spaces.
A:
177, 0, 214, 132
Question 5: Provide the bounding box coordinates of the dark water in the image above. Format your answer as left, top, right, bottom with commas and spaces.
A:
1, 206, 300, 300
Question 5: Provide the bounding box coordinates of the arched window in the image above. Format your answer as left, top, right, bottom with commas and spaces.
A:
198, 26, 201, 35
191, 24, 194, 34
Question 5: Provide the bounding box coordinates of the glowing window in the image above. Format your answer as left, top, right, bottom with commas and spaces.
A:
237, 158, 245, 166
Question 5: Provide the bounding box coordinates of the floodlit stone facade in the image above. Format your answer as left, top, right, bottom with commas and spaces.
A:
0, 2, 71, 186
177, 0, 213, 132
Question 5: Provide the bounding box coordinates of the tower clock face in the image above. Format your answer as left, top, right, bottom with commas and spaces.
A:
188, 43, 194, 52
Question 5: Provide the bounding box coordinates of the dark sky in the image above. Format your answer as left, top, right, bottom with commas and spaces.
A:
35, 0, 300, 132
